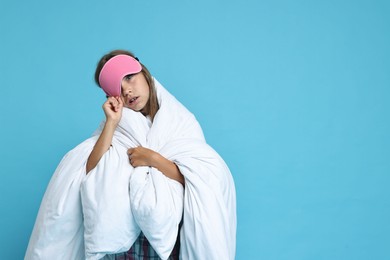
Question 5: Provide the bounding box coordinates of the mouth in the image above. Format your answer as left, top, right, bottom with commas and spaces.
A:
128, 96, 139, 105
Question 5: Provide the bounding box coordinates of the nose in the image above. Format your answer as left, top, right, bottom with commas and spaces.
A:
122, 87, 132, 97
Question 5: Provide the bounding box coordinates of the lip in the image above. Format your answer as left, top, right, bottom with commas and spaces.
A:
127, 96, 139, 108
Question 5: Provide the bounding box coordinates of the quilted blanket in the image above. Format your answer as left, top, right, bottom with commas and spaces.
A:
25, 79, 236, 260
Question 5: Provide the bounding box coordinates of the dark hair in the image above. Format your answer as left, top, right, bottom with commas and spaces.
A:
94, 49, 159, 121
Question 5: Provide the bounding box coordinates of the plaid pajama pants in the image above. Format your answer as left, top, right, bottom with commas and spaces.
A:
102, 232, 180, 260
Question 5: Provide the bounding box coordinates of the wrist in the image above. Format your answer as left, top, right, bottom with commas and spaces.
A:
151, 152, 165, 169
105, 118, 119, 128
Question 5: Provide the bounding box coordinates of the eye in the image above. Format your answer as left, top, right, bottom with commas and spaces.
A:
124, 74, 134, 81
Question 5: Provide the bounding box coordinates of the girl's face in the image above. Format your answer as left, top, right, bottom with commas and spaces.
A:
121, 72, 150, 114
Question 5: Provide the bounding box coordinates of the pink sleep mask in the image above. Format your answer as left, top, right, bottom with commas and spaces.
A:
98, 54, 142, 96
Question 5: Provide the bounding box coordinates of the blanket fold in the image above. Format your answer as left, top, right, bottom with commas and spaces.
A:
25, 79, 236, 260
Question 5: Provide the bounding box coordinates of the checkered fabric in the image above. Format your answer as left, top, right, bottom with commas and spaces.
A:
105, 232, 180, 260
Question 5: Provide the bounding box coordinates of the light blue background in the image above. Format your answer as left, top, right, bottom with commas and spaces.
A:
1, 0, 389, 259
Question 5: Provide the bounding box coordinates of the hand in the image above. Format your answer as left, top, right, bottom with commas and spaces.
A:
103, 96, 123, 125
128, 147, 184, 185
127, 147, 160, 168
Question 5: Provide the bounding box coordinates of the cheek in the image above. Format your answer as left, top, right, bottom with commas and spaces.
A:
142, 84, 150, 98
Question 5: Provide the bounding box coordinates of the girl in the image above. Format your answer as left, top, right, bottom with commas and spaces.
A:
89, 50, 182, 259
25, 50, 236, 260
87, 50, 183, 186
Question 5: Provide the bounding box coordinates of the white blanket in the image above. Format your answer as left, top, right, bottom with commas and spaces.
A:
25, 79, 236, 260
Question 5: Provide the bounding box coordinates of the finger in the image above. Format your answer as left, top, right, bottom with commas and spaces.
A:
117, 96, 124, 107
103, 97, 112, 106
108, 103, 116, 112
111, 98, 120, 111
107, 98, 115, 107
114, 97, 122, 111
103, 99, 115, 111
107, 96, 116, 102
129, 158, 136, 167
